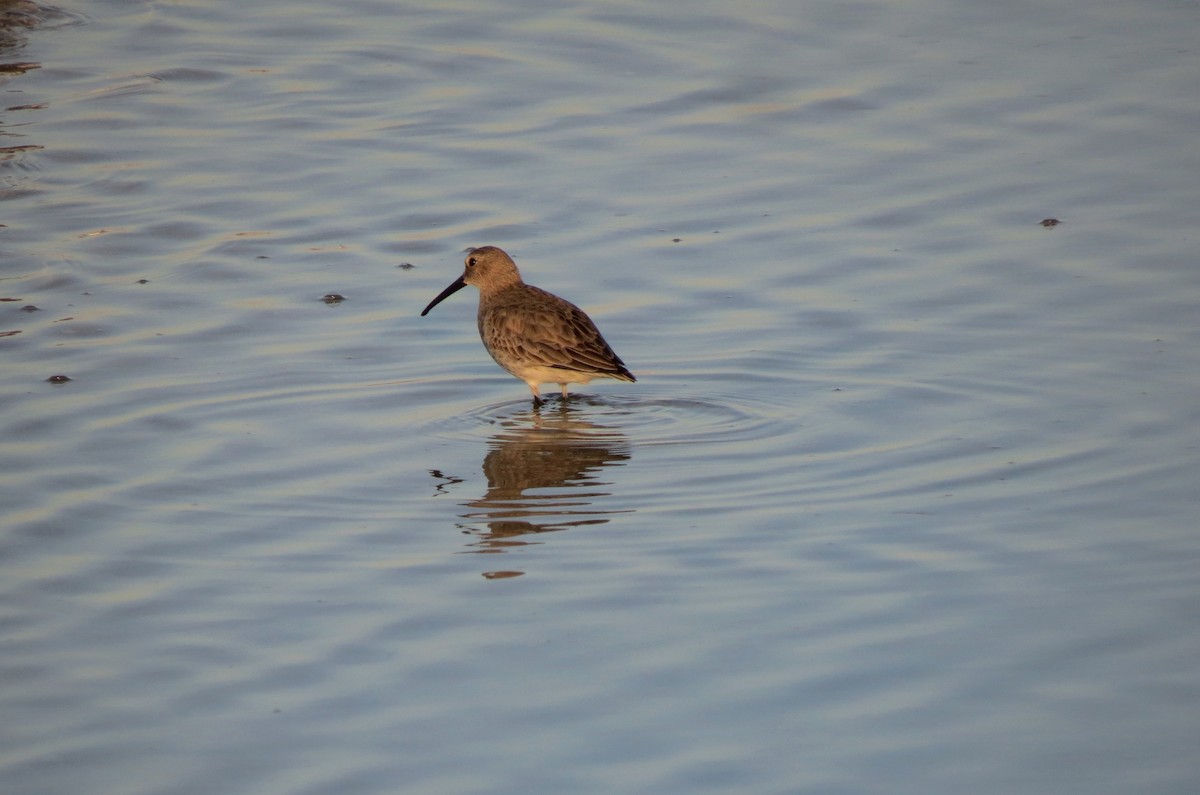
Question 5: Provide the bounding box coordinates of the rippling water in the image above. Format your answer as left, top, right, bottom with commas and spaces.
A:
3, 1, 1199, 793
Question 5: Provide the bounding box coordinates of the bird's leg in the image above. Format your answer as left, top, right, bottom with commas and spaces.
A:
559, 384, 569, 400
529, 383, 542, 407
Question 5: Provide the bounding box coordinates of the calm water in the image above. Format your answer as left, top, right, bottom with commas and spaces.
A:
3, 1, 1199, 793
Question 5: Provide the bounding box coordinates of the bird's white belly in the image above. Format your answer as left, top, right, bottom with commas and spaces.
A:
501, 361, 596, 386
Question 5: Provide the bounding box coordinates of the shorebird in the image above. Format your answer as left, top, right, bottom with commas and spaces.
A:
420, 246, 636, 405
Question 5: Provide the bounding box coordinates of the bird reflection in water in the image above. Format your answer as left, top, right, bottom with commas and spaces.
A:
431, 401, 633, 573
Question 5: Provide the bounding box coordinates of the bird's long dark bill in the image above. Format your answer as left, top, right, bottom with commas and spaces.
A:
420, 275, 467, 316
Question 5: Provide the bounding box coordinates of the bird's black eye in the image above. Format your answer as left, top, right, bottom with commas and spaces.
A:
467, 257, 477, 267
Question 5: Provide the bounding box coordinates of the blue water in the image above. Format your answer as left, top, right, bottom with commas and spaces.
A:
3, 1, 1199, 793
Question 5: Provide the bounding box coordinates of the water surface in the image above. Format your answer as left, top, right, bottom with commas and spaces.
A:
2, 1, 1199, 793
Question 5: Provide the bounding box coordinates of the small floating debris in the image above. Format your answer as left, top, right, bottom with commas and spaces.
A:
482, 571, 524, 580
0, 63, 40, 75
46, 374, 71, 383
136, 279, 150, 284
0, 144, 44, 159
21, 305, 39, 312
398, 262, 415, 270
322, 293, 345, 304
1040, 218, 1062, 228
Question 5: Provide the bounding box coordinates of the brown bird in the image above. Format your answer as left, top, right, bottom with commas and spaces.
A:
421, 246, 636, 405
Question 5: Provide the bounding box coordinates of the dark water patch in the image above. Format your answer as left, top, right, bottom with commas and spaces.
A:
144, 67, 229, 84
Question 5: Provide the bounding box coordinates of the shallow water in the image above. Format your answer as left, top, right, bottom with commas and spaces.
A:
3, 1, 1199, 793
